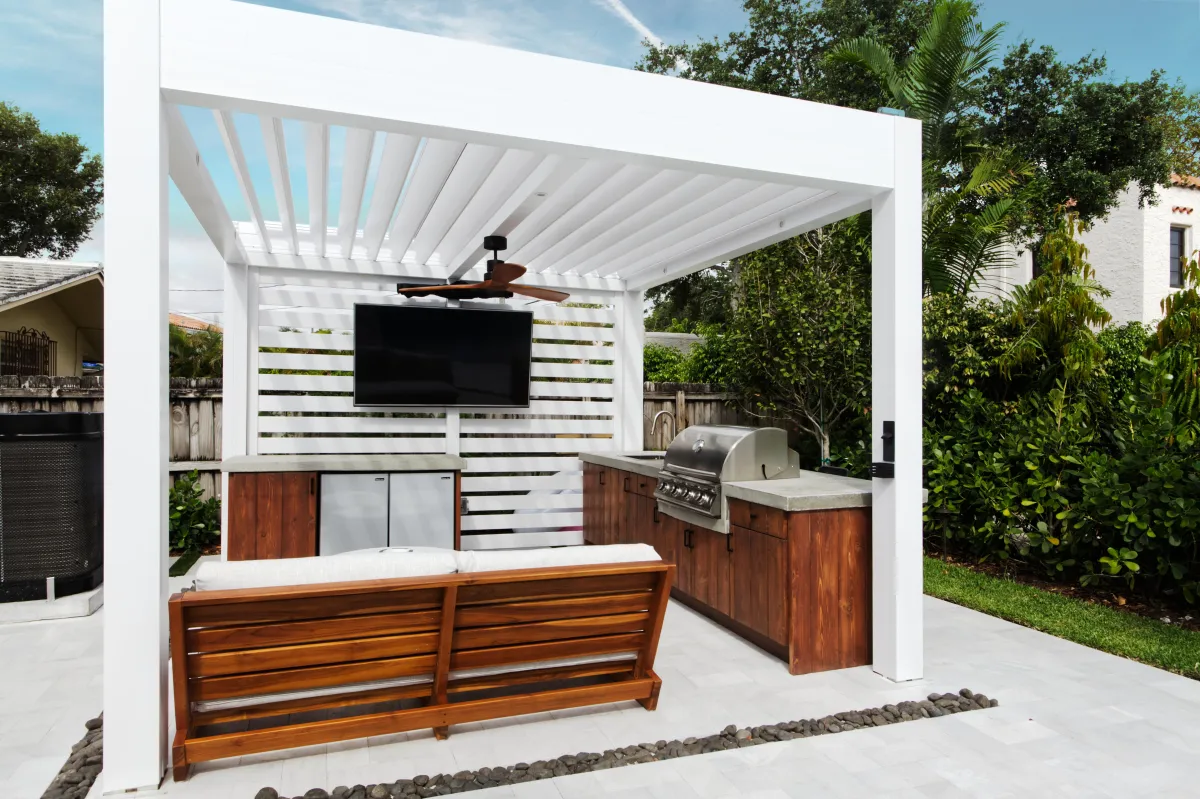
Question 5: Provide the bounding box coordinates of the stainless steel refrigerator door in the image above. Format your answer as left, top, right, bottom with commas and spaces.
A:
319, 473, 389, 555
388, 472, 456, 548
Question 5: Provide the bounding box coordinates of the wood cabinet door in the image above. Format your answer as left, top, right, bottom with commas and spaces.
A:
731, 524, 788, 644
582, 464, 599, 544
599, 467, 618, 546
689, 527, 731, 616
226, 473, 258, 561
280, 472, 317, 558
670, 516, 693, 595
645, 500, 677, 567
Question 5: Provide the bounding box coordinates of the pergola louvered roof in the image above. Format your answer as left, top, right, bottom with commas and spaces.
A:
162, 0, 905, 292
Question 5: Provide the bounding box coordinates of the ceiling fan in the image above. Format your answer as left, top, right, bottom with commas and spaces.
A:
396, 236, 569, 303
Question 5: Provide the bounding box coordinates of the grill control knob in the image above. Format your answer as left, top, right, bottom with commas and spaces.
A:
700, 491, 714, 506
685, 489, 700, 502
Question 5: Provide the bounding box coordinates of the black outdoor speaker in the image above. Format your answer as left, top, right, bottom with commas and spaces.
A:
0, 412, 103, 602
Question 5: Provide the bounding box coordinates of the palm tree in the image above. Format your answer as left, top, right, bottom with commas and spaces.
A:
169, 324, 223, 378
830, 0, 1032, 294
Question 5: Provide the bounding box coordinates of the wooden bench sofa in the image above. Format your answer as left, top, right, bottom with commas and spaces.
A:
169, 560, 674, 780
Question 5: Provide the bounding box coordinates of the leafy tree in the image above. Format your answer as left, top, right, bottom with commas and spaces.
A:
998, 213, 1112, 388
830, 0, 1033, 293
645, 266, 733, 331
636, 0, 938, 111
0, 102, 103, 259
723, 228, 871, 463
169, 324, 223, 378
643, 342, 688, 382
975, 42, 1176, 239
1161, 83, 1200, 180
1147, 248, 1200, 418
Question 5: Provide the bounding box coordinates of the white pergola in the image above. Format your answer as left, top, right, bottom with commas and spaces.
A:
103, 0, 922, 792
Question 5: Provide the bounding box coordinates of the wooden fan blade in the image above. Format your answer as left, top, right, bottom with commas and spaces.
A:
397, 282, 487, 296
489, 262, 527, 284
510, 284, 570, 303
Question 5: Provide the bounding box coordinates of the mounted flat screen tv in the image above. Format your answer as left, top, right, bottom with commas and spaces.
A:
354, 304, 533, 407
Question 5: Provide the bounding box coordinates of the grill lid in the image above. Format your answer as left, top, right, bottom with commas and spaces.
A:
661, 424, 793, 482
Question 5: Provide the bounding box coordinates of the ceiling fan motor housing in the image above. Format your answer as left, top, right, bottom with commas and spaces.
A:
483, 235, 507, 253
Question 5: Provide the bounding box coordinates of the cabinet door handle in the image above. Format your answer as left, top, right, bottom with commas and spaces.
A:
726, 533, 734, 553
684, 528, 694, 548
309, 476, 316, 495
652, 506, 660, 524
749, 512, 757, 521
599, 471, 606, 486
624, 476, 630, 492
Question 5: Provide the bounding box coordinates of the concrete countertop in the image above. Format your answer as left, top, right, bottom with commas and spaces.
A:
724, 470, 873, 512
578, 452, 665, 479
222, 454, 466, 473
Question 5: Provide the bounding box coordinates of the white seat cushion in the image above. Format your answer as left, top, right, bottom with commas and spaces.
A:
193, 548, 458, 591
454, 543, 660, 574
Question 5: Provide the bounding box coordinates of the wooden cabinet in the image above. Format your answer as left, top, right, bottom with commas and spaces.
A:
731, 525, 788, 644
227, 472, 317, 560
584, 462, 872, 677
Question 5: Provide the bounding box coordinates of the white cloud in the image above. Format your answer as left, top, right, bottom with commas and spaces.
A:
591, 0, 663, 47
286, 0, 620, 63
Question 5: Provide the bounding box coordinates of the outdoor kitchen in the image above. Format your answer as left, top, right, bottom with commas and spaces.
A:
581, 424, 874, 675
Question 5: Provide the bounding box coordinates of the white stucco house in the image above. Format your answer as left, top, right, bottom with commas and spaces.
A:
985, 174, 1198, 325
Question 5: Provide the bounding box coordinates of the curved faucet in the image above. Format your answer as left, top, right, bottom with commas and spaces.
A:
651, 410, 677, 443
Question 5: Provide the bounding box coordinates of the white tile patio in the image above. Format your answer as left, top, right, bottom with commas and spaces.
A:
8, 586, 1199, 798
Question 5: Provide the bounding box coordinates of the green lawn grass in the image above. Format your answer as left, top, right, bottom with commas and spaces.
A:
924, 556, 1200, 680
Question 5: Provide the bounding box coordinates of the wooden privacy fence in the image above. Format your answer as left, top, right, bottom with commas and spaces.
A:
0, 378, 755, 500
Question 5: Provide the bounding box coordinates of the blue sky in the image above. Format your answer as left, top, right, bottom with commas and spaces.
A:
1, 0, 1197, 320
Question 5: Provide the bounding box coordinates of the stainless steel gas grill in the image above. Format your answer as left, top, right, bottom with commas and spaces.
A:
655, 425, 799, 533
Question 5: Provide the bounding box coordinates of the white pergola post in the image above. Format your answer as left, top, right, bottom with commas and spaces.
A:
102, 0, 170, 790
870, 117, 924, 682
615, 289, 646, 451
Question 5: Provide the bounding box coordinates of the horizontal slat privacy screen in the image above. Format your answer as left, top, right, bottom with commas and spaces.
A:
257, 283, 619, 549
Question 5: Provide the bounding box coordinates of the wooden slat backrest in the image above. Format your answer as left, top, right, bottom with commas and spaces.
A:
171, 562, 672, 712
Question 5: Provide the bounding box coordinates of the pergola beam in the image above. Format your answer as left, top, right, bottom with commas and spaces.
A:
305, 122, 329, 257
214, 108, 271, 254
260, 115, 299, 254
337, 127, 375, 257
166, 105, 248, 265
362, 133, 421, 260
385, 138, 465, 263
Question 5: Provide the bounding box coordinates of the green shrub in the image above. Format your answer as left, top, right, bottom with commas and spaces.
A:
169, 471, 221, 554
643, 342, 688, 383
1097, 321, 1152, 400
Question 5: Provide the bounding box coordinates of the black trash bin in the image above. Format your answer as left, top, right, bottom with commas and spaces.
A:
0, 412, 103, 602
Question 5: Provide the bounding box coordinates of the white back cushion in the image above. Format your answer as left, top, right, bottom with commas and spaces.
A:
194, 547, 457, 591
455, 543, 660, 574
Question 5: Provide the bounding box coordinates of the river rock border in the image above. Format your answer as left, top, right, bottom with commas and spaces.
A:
253, 689, 999, 799
41, 714, 103, 799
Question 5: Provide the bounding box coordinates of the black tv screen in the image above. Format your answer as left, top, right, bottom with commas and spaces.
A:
354, 304, 533, 407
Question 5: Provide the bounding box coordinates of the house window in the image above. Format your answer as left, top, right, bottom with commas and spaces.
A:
1170, 226, 1186, 288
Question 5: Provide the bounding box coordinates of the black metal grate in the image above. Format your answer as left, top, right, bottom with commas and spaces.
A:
0, 328, 57, 376
0, 431, 102, 591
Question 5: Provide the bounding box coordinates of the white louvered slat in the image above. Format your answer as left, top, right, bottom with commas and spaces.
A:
258, 437, 447, 455
509, 164, 654, 266
529, 170, 700, 273
499, 160, 618, 260
409, 143, 505, 266
337, 127, 375, 257
575, 178, 763, 276
305, 122, 329, 256
363, 133, 421, 260
433, 149, 541, 271
528, 381, 615, 399
259, 394, 612, 416
257, 330, 354, 350
459, 419, 612, 435
214, 110, 271, 253
259, 115, 299, 254
257, 416, 444, 434
462, 456, 581, 473
531, 305, 613, 324
258, 309, 352, 329
461, 512, 582, 531
530, 324, 616, 343
466, 494, 581, 512
461, 530, 584, 550
529, 362, 612, 380
459, 439, 613, 454
461, 474, 581, 492
258, 374, 352, 392
385, 138, 466, 263
259, 352, 351, 371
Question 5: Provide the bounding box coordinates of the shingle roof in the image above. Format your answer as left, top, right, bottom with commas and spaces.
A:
169, 312, 221, 332
0, 258, 102, 307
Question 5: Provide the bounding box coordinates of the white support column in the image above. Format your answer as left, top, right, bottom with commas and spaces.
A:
613, 290, 645, 452
870, 117, 924, 682
220, 261, 251, 558
103, 0, 169, 791
246, 268, 261, 454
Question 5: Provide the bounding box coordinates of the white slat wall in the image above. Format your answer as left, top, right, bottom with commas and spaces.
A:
257, 281, 618, 550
